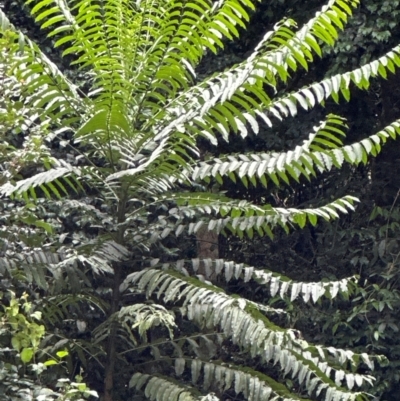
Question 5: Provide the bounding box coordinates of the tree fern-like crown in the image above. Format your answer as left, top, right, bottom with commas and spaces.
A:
0, 0, 397, 400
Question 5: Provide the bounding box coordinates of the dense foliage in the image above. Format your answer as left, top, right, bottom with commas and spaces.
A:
211, 1, 400, 399
1, 0, 400, 400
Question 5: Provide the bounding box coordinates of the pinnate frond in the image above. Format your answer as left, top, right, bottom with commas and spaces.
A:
161, 258, 358, 302
0, 8, 82, 128
130, 373, 200, 401
151, 0, 359, 143
269, 44, 400, 120
133, 362, 304, 401
167, 194, 358, 238
133, 192, 357, 242
191, 115, 400, 189
0, 249, 58, 290
0, 159, 83, 197
93, 303, 176, 347
190, 114, 347, 186
0, 238, 127, 292
123, 269, 374, 399
41, 293, 108, 325
118, 304, 177, 340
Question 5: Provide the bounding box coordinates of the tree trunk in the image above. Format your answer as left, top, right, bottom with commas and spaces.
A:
103, 265, 121, 401
196, 225, 219, 277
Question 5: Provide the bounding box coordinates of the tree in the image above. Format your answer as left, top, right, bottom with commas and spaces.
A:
0, 0, 399, 400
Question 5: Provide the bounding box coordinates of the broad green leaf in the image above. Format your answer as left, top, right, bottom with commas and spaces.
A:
21, 347, 34, 363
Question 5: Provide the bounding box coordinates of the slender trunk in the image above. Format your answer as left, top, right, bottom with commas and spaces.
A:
103, 192, 127, 401
103, 264, 121, 401
196, 225, 219, 277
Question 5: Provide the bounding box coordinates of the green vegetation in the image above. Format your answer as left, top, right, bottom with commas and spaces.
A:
0, 292, 97, 400
1, 0, 400, 400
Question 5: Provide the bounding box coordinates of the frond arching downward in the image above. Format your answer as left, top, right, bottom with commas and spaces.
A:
144, 0, 360, 147
169, 195, 359, 238
130, 373, 200, 401
0, 160, 82, 199
267, 44, 400, 121
92, 303, 176, 349
0, 7, 82, 133
131, 360, 307, 401
190, 114, 400, 188
0, 239, 128, 291
122, 268, 375, 400
158, 258, 358, 303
